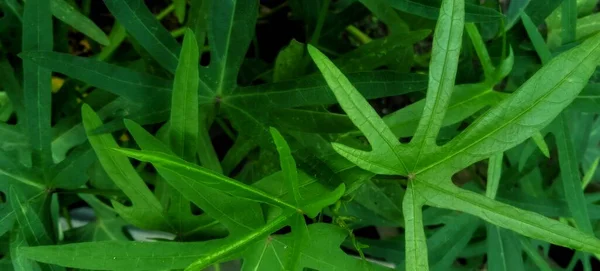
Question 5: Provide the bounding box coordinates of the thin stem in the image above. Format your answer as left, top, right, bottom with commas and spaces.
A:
156, 4, 175, 21
346, 25, 372, 44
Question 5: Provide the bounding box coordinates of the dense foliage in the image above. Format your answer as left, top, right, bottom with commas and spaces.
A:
1, 0, 600, 270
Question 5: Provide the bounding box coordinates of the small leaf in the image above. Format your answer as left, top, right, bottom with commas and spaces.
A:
486, 152, 503, 199
274, 39, 305, 82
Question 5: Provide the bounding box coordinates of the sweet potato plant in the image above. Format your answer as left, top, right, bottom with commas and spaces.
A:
1, 0, 600, 270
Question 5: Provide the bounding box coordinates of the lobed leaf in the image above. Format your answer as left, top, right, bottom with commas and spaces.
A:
308, 45, 408, 176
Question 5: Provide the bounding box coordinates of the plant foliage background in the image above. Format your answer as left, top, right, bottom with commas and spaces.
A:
1, 0, 600, 270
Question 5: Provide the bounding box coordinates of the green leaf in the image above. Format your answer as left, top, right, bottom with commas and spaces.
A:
417, 181, 600, 254
124, 119, 260, 235
274, 39, 305, 82
48, 143, 95, 189
465, 23, 494, 79
104, 0, 181, 73
519, 237, 553, 271
82, 104, 169, 230
22, 239, 227, 270
410, 0, 464, 148
51, 0, 110, 46
221, 136, 257, 175
227, 71, 427, 110
113, 148, 299, 212
19, 51, 174, 103
170, 29, 199, 162
10, 229, 42, 271
524, 0, 564, 26
64, 194, 129, 242
207, 0, 258, 96
382, 0, 502, 22
308, 45, 408, 176
486, 152, 503, 199
561, 0, 578, 44
487, 225, 526, 271
174, 0, 186, 23
254, 223, 393, 271
268, 109, 356, 134
416, 33, 600, 177
23, 0, 53, 171
521, 13, 552, 64
334, 30, 431, 73
384, 83, 506, 138
403, 182, 428, 271
269, 127, 308, 270
531, 132, 550, 158
555, 113, 593, 233
9, 187, 52, 247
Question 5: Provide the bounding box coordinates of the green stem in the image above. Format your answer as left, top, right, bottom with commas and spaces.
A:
346, 25, 372, 44
156, 4, 175, 21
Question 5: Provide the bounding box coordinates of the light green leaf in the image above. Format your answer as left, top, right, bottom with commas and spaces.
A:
23, 0, 53, 171
10, 229, 42, 271
418, 181, 600, 254
307, 45, 408, 176
254, 223, 393, 271
531, 132, 550, 158
82, 104, 169, 230
22, 239, 227, 270
170, 29, 199, 162
384, 83, 506, 138
411, 0, 464, 148
403, 181, 428, 271
416, 32, 600, 177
